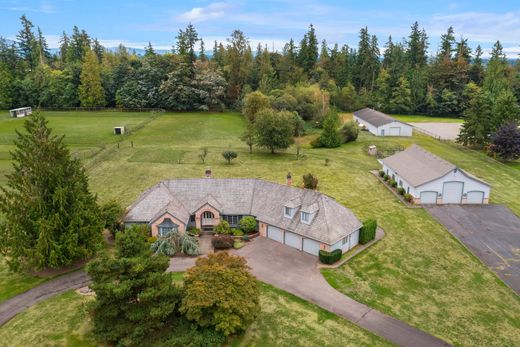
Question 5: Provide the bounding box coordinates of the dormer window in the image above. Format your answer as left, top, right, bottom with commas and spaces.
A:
301, 212, 310, 223
284, 206, 295, 218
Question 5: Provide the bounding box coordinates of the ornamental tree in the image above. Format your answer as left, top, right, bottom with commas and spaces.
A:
253, 109, 294, 154
490, 122, 520, 161
0, 113, 102, 271
222, 150, 238, 164
180, 252, 260, 336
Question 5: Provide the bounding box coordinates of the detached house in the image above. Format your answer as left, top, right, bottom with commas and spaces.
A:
380, 145, 490, 204
124, 178, 362, 256
353, 108, 413, 137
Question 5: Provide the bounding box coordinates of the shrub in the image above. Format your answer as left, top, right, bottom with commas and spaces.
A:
214, 220, 231, 234
239, 216, 257, 233
303, 173, 319, 190
116, 226, 149, 258
397, 187, 405, 195
312, 110, 341, 148
147, 236, 157, 244
390, 180, 397, 188
340, 120, 359, 143
379, 170, 385, 177
359, 219, 377, 244
222, 150, 238, 164
242, 235, 250, 242
319, 249, 342, 264
180, 252, 260, 336
404, 193, 413, 202
187, 227, 200, 236
383, 174, 389, 181
211, 235, 234, 249
233, 241, 244, 249
151, 231, 200, 256
99, 200, 124, 236
232, 228, 244, 236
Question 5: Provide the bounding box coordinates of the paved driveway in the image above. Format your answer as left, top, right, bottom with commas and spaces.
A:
410, 123, 462, 140
426, 205, 520, 295
169, 237, 450, 346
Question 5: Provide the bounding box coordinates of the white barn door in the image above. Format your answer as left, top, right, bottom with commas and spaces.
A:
466, 191, 484, 204
443, 182, 464, 204
389, 127, 401, 136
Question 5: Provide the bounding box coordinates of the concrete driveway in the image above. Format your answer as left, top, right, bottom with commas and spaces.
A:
169, 237, 450, 346
410, 123, 462, 140
426, 205, 520, 295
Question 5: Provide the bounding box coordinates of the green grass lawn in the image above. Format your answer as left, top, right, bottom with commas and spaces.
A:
0, 257, 46, 303
0, 283, 392, 347
1, 111, 520, 346
391, 114, 463, 123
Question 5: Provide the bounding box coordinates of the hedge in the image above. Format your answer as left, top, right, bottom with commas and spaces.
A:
212, 235, 234, 249
359, 219, 377, 244
319, 249, 342, 264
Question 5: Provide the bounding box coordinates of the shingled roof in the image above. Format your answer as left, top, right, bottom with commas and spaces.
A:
381, 144, 489, 187
125, 178, 362, 245
354, 108, 400, 127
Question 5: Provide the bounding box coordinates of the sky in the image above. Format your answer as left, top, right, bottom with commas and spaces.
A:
1, 0, 520, 57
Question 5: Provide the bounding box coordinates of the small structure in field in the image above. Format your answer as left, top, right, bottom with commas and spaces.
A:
10, 107, 32, 118
353, 108, 412, 137
113, 126, 125, 135
368, 145, 377, 156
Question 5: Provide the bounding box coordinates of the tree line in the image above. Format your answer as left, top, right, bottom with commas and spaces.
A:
1, 16, 519, 149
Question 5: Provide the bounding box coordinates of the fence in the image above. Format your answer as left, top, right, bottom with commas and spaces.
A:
39, 107, 166, 113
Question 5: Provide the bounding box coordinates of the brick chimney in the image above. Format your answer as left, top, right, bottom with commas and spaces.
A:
205, 167, 212, 178
286, 172, 292, 186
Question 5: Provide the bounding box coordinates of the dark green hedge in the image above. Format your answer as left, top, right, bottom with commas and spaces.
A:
359, 219, 377, 244
319, 249, 342, 264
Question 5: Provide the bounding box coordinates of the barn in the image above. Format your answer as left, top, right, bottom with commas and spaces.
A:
353, 108, 412, 137
380, 145, 490, 204
9, 107, 32, 118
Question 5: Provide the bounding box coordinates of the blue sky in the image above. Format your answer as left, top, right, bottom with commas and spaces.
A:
1, 0, 519, 57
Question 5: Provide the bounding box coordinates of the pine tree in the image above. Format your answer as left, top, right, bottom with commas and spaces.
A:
483, 41, 511, 97
457, 90, 493, 147
58, 31, 69, 64
469, 45, 485, 85
389, 76, 412, 114
406, 22, 428, 68
314, 110, 341, 148
16, 15, 38, 69
0, 113, 103, 270
79, 50, 106, 107
298, 24, 319, 73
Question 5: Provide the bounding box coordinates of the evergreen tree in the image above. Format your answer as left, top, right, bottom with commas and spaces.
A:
354, 27, 380, 91
16, 15, 37, 69
469, 45, 485, 85
177, 24, 199, 65
314, 109, 341, 148
406, 22, 428, 68
483, 41, 511, 97
374, 68, 391, 110
144, 41, 155, 57
457, 90, 493, 147
0, 113, 103, 270
492, 89, 520, 128
298, 24, 319, 72
58, 32, 69, 64
79, 50, 106, 106
389, 76, 412, 114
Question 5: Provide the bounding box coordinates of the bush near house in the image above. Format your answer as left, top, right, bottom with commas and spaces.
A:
383, 174, 389, 181
239, 216, 257, 233
359, 219, 377, 245
397, 187, 405, 195
319, 249, 342, 264
404, 193, 413, 202
232, 228, 244, 236
390, 180, 397, 188
215, 220, 231, 234
180, 252, 260, 336
379, 170, 385, 177
242, 235, 250, 242
212, 235, 234, 249
303, 173, 319, 190
187, 226, 201, 236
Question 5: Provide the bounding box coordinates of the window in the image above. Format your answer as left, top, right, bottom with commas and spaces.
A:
202, 211, 214, 219
190, 215, 196, 222
301, 212, 310, 223
284, 207, 294, 218
159, 226, 174, 236
399, 180, 403, 187
223, 215, 242, 225
407, 187, 410, 194
342, 235, 350, 245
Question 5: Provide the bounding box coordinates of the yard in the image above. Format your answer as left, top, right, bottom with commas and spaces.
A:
1, 110, 520, 346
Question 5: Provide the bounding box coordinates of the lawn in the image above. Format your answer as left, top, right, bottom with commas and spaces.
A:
0, 283, 392, 347
1, 110, 520, 346
0, 257, 46, 303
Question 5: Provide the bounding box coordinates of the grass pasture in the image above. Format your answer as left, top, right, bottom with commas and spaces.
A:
0, 110, 519, 346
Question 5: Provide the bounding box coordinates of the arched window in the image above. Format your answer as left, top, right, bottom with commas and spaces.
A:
202, 211, 214, 219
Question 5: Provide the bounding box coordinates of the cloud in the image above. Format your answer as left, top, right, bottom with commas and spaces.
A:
176, 2, 234, 23
1, 1, 56, 14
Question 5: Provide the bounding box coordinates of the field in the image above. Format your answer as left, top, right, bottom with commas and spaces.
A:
0, 283, 392, 347
1, 110, 520, 346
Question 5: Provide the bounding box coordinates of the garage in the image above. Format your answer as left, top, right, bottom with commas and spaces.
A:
420, 191, 438, 204
389, 127, 401, 136
302, 238, 320, 256
466, 191, 484, 204
443, 181, 463, 204
284, 231, 302, 250
267, 226, 283, 243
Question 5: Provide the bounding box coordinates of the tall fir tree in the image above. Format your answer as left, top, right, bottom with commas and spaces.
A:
79, 49, 106, 106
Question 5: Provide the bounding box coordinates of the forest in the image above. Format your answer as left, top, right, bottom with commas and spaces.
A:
1, 16, 519, 147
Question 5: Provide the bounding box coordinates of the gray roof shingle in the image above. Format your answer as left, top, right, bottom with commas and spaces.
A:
354, 108, 400, 127
125, 178, 362, 245
381, 144, 489, 187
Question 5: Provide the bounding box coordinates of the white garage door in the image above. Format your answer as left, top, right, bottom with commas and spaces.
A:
389, 127, 401, 136
267, 226, 283, 243
284, 231, 302, 250
466, 191, 484, 204
420, 191, 438, 204
302, 238, 320, 256
443, 181, 464, 204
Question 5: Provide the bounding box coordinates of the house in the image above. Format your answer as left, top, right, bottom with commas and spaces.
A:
380, 144, 490, 204
353, 108, 412, 137
124, 178, 362, 256
9, 107, 32, 118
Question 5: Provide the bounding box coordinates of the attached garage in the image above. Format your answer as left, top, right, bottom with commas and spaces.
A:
466, 191, 484, 204
302, 238, 321, 256
267, 226, 283, 243
442, 181, 463, 204
420, 191, 438, 204
284, 231, 302, 250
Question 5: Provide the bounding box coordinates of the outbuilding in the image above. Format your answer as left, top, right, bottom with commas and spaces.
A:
380, 144, 490, 204
353, 108, 412, 137
9, 107, 32, 118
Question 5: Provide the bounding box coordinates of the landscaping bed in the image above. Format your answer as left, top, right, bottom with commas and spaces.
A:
370, 170, 421, 208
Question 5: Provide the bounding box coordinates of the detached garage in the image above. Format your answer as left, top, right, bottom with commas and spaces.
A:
380, 145, 490, 205
353, 108, 412, 137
